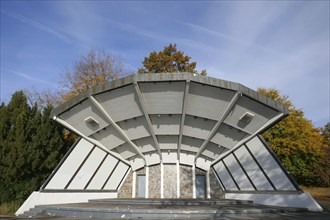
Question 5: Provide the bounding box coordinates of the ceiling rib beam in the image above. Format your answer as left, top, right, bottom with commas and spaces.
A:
222, 121, 251, 135
210, 112, 285, 166
89, 95, 146, 165
194, 92, 241, 162
53, 116, 130, 166
178, 80, 190, 160
133, 81, 162, 161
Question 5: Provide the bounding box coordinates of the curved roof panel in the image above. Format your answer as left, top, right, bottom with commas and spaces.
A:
51, 73, 288, 171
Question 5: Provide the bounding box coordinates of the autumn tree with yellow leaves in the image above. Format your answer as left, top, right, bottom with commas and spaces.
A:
138, 44, 207, 75
259, 88, 329, 186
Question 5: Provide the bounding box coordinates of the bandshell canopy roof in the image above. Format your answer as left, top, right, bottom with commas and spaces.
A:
51, 73, 288, 171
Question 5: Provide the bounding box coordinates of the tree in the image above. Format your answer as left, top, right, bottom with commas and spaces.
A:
138, 44, 207, 75
321, 122, 330, 147
258, 88, 329, 186
58, 49, 123, 103
0, 91, 73, 203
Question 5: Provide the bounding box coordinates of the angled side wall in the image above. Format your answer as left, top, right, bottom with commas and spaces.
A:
212, 135, 322, 211
212, 135, 299, 192
42, 138, 130, 191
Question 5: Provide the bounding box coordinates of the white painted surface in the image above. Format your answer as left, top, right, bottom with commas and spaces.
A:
104, 162, 129, 190
161, 151, 177, 163
246, 137, 295, 190
223, 154, 254, 190
234, 147, 273, 190
176, 160, 180, 198
144, 153, 160, 166
59, 99, 109, 137
145, 166, 149, 198
160, 162, 164, 198
16, 191, 117, 216
45, 139, 94, 189
206, 170, 211, 199
95, 84, 143, 122
196, 157, 211, 171
192, 164, 196, 199
68, 147, 106, 189
213, 161, 238, 190
130, 157, 145, 171
139, 82, 185, 114
132, 171, 136, 198
225, 193, 323, 212
180, 153, 195, 166
86, 155, 118, 190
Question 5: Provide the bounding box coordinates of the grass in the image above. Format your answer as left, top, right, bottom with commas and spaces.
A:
302, 186, 330, 212
0, 201, 21, 216
301, 186, 330, 198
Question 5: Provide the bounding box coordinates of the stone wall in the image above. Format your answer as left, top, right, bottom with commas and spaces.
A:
148, 165, 161, 198
180, 165, 193, 198
117, 164, 222, 199
117, 170, 132, 198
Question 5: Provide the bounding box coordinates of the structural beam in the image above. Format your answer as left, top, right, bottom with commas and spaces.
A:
133, 81, 162, 160
210, 112, 285, 166
178, 80, 190, 160
53, 116, 130, 166
194, 92, 241, 162
89, 95, 146, 165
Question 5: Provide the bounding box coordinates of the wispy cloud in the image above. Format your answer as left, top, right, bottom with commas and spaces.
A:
1, 9, 86, 49
176, 21, 282, 56
1, 67, 57, 87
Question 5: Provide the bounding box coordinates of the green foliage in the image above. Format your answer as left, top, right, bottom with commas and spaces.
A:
0, 91, 73, 203
138, 44, 207, 75
258, 88, 329, 187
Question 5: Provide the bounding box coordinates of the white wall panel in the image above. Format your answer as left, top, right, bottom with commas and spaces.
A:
95, 85, 144, 122
150, 114, 180, 135
234, 147, 273, 190
92, 125, 125, 149
45, 139, 94, 189
186, 82, 235, 120
158, 135, 178, 150
223, 96, 278, 134
162, 151, 177, 163
104, 162, 129, 190
180, 136, 203, 153
196, 157, 211, 171
180, 152, 195, 166
135, 137, 156, 153
145, 153, 160, 166
118, 117, 150, 140
202, 143, 226, 159
67, 147, 106, 189
246, 137, 295, 190
223, 154, 254, 190
211, 124, 248, 149
87, 155, 118, 190
139, 82, 185, 114
213, 161, 238, 190
59, 100, 109, 137
115, 143, 136, 159
130, 157, 145, 171
183, 115, 216, 140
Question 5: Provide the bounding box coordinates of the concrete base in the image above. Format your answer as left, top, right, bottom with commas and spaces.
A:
225, 192, 323, 212
15, 191, 117, 216
19, 198, 308, 219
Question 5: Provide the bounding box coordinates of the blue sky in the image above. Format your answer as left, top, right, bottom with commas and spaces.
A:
1, 0, 329, 127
